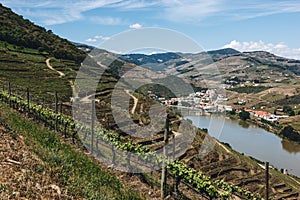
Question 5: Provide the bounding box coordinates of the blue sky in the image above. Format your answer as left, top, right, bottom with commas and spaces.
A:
2, 0, 300, 59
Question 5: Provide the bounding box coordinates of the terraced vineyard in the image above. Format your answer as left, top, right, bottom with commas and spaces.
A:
1, 39, 300, 198
1, 16, 300, 198
72, 51, 300, 199
0, 86, 264, 199
93, 86, 300, 199
0, 41, 79, 102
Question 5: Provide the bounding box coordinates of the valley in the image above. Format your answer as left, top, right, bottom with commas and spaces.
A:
1, 3, 300, 200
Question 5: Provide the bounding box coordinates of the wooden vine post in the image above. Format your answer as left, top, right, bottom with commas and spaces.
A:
42, 97, 45, 108
55, 91, 58, 113
172, 134, 175, 160
150, 165, 154, 192
60, 102, 63, 114
8, 82, 11, 107
265, 161, 269, 200
112, 145, 116, 165
55, 91, 58, 131
8, 82, 11, 95
172, 134, 179, 194
91, 100, 95, 154
64, 121, 68, 138
161, 115, 170, 199
27, 88, 30, 113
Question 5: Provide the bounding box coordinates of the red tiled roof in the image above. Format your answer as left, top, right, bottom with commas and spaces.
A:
254, 111, 271, 117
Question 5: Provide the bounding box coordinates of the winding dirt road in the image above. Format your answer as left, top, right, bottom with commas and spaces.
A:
125, 90, 138, 114
46, 58, 78, 97
46, 58, 65, 78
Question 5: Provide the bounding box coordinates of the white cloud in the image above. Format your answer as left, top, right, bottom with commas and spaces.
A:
223, 40, 300, 60
85, 35, 110, 43
159, 0, 300, 23
90, 16, 123, 25
3, 0, 300, 25
161, 0, 222, 23
94, 35, 110, 40
2, 0, 122, 25
108, 0, 159, 9
85, 38, 97, 43
129, 23, 142, 29
229, 1, 300, 20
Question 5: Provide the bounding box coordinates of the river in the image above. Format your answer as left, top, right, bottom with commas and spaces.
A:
185, 115, 300, 177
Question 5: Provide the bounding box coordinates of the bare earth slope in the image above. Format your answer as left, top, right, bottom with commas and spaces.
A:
0, 125, 68, 199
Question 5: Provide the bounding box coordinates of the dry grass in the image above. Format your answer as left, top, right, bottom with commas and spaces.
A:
0, 126, 72, 199
0, 102, 142, 200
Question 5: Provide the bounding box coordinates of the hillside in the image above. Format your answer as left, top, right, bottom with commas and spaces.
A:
1, 3, 300, 199
0, 4, 88, 102
117, 49, 300, 79
119, 52, 182, 67
0, 4, 85, 63
0, 40, 79, 102
73, 49, 300, 199
207, 48, 240, 55
0, 103, 141, 199
1, 40, 300, 199
116, 49, 300, 127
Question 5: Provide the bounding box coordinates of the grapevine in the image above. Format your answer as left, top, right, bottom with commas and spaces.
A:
0, 90, 263, 199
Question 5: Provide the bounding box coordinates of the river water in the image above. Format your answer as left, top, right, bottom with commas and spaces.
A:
186, 115, 300, 177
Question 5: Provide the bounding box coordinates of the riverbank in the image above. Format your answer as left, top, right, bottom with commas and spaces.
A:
226, 112, 300, 145
186, 114, 300, 178
185, 114, 300, 199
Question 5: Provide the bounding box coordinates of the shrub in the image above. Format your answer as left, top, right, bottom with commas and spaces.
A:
239, 110, 250, 121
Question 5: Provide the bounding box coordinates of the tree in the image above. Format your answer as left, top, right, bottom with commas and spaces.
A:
280, 125, 300, 142
38, 46, 45, 52
283, 106, 295, 116
239, 110, 250, 121
289, 110, 295, 116
283, 105, 292, 113
229, 109, 236, 115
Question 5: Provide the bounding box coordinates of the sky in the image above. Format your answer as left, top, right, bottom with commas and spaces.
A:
2, 0, 300, 59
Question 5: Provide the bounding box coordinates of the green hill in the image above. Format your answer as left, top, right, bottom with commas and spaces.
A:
1, 3, 300, 199
0, 3, 85, 63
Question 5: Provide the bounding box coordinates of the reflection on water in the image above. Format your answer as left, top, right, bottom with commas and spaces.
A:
282, 139, 300, 153
186, 115, 300, 177
238, 120, 250, 129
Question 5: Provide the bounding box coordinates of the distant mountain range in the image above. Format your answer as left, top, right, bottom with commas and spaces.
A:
2, 0, 298, 83
113, 48, 300, 80
73, 40, 300, 84
117, 48, 240, 67
207, 48, 241, 55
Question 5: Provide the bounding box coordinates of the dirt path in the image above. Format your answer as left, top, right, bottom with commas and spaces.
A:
80, 92, 101, 102
125, 90, 138, 114
81, 94, 93, 102
46, 58, 78, 97
217, 142, 232, 154
125, 90, 232, 156
69, 80, 78, 98
46, 58, 65, 78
